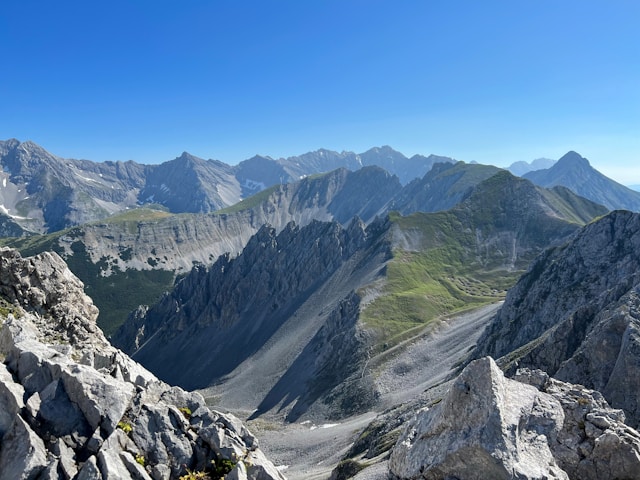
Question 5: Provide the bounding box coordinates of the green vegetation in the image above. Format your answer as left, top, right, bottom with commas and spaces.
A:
100, 207, 172, 224
361, 210, 521, 352
214, 184, 281, 214
1, 232, 175, 336
0, 297, 22, 319
179, 407, 192, 419
135, 454, 146, 466
117, 421, 133, 434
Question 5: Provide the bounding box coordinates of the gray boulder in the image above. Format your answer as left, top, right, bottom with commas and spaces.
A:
389, 357, 567, 480
390, 357, 640, 480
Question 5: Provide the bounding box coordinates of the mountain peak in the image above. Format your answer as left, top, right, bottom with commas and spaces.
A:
557, 151, 590, 168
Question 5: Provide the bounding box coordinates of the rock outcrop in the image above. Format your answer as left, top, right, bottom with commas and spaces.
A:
112, 218, 390, 421
390, 357, 640, 480
0, 247, 285, 480
473, 210, 640, 426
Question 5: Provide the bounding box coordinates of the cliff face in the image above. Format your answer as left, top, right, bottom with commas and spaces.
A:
473, 210, 640, 426
112, 218, 392, 420
0, 247, 285, 480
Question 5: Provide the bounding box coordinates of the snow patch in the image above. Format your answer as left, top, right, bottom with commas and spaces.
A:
309, 423, 340, 431
2, 178, 6, 188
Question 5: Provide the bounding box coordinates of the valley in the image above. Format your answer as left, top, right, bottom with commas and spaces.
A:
1, 139, 639, 480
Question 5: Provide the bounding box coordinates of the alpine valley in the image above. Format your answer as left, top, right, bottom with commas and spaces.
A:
1, 139, 640, 480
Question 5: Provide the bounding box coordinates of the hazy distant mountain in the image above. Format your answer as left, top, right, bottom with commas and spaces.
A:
0, 139, 454, 234
392, 161, 502, 214
508, 157, 556, 176
629, 185, 640, 192
524, 151, 640, 211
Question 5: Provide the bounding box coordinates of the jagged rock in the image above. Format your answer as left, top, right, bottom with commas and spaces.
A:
473, 210, 640, 426
390, 357, 567, 480
0, 248, 285, 480
390, 357, 640, 480
0, 415, 48, 480
516, 368, 640, 480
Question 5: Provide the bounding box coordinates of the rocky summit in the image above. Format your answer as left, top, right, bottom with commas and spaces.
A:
389, 357, 640, 480
0, 247, 285, 480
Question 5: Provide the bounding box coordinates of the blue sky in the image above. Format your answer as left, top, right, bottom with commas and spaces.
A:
1, 1, 638, 183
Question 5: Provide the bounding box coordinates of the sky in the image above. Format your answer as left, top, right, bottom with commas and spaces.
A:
1, 1, 639, 183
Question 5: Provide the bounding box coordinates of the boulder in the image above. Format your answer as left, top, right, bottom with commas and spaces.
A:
390, 357, 640, 480
389, 357, 567, 480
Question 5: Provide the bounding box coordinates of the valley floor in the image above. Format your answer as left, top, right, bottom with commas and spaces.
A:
215, 303, 501, 480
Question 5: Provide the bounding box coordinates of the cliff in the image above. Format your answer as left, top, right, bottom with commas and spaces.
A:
472, 210, 640, 427
0, 247, 285, 480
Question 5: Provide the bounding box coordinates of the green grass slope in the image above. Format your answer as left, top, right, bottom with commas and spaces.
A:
361, 171, 608, 351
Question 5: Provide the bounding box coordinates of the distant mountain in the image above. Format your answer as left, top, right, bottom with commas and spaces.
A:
629, 184, 640, 192
0, 139, 454, 234
508, 157, 556, 176
391, 161, 502, 214
3, 167, 401, 334
524, 151, 640, 211
472, 210, 640, 427
0, 139, 148, 232
111, 171, 605, 421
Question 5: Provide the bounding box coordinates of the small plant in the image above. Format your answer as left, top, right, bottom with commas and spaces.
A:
211, 457, 236, 477
179, 407, 192, 419
178, 469, 209, 480
117, 421, 133, 434
135, 454, 145, 466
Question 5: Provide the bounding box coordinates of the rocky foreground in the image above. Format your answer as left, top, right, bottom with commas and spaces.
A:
0, 247, 285, 480
390, 357, 640, 480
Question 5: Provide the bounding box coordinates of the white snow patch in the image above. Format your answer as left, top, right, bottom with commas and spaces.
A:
74, 171, 97, 183
276, 465, 289, 471
2, 178, 6, 188
309, 423, 340, 431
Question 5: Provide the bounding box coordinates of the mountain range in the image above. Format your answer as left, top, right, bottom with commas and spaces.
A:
2, 136, 640, 479
110, 170, 606, 422
0, 139, 456, 234
524, 151, 640, 211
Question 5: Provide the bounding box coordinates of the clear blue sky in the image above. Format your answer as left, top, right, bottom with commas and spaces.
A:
1, 1, 638, 183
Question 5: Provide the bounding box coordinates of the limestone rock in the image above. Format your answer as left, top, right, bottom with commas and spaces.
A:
0, 415, 48, 480
389, 357, 567, 480
473, 210, 640, 426
390, 357, 640, 480
0, 248, 285, 480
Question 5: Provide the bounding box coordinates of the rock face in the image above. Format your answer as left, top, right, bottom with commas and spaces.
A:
0, 247, 285, 480
390, 357, 640, 480
112, 218, 391, 420
473, 210, 640, 426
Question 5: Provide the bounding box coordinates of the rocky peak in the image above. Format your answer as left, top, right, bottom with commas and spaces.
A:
557, 150, 590, 168
390, 357, 640, 480
0, 247, 285, 479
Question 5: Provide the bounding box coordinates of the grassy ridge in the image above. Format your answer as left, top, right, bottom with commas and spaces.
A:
361, 211, 518, 351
